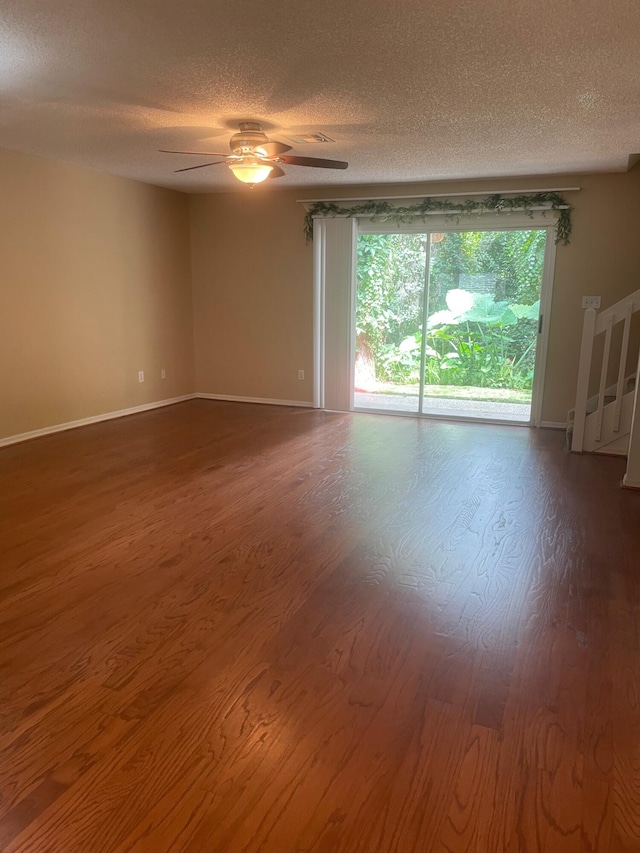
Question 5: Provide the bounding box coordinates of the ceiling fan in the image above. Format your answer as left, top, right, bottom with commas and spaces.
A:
160, 121, 348, 186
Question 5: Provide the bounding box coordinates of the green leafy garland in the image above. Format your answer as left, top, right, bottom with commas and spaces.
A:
303, 192, 572, 245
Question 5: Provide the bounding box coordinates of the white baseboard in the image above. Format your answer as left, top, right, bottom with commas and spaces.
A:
540, 421, 567, 430
622, 474, 640, 490
196, 393, 313, 408
0, 395, 196, 449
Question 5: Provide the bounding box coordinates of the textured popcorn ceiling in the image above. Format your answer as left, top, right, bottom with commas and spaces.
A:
0, 0, 639, 192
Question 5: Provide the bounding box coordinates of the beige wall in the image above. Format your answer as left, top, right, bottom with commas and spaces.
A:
190, 170, 640, 424
189, 191, 313, 402
0, 148, 194, 440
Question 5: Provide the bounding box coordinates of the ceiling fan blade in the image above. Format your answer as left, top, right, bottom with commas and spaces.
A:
278, 155, 348, 170
174, 161, 226, 173
160, 149, 229, 157
267, 165, 286, 179
260, 141, 292, 156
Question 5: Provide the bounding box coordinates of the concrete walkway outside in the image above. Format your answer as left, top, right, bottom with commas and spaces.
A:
354, 391, 531, 422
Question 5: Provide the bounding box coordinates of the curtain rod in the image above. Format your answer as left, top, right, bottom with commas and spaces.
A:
297, 187, 581, 204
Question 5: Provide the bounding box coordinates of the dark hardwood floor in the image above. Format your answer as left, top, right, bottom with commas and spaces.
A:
1, 400, 639, 852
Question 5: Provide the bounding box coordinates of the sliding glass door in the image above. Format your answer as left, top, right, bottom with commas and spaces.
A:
354, 233, 427, 413
354, 225, 550, 424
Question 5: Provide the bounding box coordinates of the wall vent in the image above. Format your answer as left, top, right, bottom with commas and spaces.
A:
286, 133, 335, 144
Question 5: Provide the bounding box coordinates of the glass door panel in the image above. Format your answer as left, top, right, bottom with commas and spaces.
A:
353, 227, 546, 424
354, 233, 427, 413
423, 230, 545, 422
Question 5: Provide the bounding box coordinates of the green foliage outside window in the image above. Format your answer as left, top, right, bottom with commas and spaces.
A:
356, 230, 545, 390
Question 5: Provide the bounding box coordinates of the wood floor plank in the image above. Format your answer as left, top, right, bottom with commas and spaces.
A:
439, 724, 501, 852
611, 594, 640, 850
1, 400, 639, 851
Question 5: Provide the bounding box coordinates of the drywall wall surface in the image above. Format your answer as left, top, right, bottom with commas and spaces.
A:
0, 147, 194, 439
190, 190, 312, 403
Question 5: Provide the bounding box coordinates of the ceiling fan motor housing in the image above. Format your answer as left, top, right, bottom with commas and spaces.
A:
230, 122, 269, 154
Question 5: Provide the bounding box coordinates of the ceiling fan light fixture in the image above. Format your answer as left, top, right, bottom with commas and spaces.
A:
228, 156, 273, 185
161, 122, 347, 183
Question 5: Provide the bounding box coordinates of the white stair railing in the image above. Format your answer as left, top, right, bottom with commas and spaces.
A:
571, 289, 640, 452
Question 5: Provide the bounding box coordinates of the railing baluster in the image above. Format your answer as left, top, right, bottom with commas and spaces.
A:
595, 314, 614, 442
572, 308, 597, 452
623, 347, 640, 488
572, 288, 640, 455
614, 301, 634, 432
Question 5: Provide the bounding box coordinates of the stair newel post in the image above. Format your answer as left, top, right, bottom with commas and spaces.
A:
572, 307, 597, 452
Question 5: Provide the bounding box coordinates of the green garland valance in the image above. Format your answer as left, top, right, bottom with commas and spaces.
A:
304, 192, 572, 245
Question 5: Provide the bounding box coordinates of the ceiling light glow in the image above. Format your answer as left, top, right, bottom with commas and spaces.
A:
228, 157, 273, 185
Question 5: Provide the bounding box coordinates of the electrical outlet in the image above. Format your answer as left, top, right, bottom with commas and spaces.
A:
581, 296, 601, 310
298, 369, 305, 380
160, 368, 166, 379
138, 371, 144, 383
